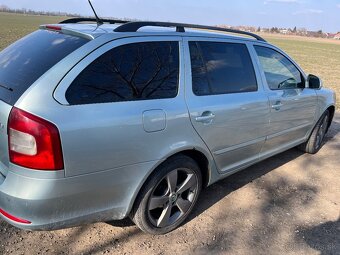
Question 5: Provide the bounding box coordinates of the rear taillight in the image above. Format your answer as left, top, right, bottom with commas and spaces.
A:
8, 107, 64, 170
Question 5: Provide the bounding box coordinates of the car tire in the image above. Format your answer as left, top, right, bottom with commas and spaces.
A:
130, 155, 202, 235
298, 110, 330, 154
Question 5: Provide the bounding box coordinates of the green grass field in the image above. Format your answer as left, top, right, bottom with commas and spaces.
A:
263, 34, 340, 109
0, 12, 64, 50
0, 12, 339, 108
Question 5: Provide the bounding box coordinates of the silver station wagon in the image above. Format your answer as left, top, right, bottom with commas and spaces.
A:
0, 18, 336, 234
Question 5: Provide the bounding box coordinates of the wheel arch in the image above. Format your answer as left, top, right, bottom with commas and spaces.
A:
326, 105, 335, 131
126, 147, 217, 217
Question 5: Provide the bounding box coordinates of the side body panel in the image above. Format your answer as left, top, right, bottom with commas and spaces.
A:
315, 88, 337, 120
261, 88, 318, 157
183, 37, 270, 173
249, 43, 318, 159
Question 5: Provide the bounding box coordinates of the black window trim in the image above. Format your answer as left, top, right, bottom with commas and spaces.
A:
188, 39, 259, 97
253, 44, 307, 91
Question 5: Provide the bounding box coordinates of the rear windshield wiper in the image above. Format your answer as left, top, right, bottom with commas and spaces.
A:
0, 84, 13, 91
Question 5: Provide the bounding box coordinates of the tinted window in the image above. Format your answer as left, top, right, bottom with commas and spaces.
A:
189, 41, 257, 96
254, 46, 304, 90
0, 30, 89, 105
66, 41, 179, 105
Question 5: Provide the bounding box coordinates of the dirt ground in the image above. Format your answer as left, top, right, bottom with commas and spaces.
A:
0, 113, 339, 255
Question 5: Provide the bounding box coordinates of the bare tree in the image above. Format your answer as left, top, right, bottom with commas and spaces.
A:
80, 42, 178, 102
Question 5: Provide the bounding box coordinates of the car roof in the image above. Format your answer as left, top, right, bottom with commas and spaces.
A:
41, 22, 269, 44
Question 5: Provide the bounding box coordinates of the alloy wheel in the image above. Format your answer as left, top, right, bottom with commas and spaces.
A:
315, 114, 329, 150
147, 168, 199, 228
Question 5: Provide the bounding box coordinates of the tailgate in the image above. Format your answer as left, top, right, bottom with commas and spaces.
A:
0, 100, 12, 177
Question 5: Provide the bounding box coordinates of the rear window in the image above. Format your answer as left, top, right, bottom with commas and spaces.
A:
0, 30, 89, 105
189, 41, 257, 96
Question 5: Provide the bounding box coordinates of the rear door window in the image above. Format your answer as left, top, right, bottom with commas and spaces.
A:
0, 30, 89, 105
189, 41, 257, 96
66, 41, 180, 105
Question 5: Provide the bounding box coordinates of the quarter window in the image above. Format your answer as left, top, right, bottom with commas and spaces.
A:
254, 46, 304, 90
66, 41, 179, 105
189, 41, 257, 96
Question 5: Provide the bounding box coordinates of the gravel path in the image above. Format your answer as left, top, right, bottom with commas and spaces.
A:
1, 113, 339, 255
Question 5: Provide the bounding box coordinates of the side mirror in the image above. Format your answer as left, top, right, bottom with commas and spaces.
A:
308, 74, 323, 89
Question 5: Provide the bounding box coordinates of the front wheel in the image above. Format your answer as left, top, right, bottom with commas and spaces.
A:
130, 155, 202, 235
299, 110, 330, 154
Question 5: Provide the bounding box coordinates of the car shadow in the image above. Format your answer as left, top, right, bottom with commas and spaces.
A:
187, 147, 305, 222
297, 218, 340, 255
187, 116, 339, 237
106, 218, 135, 228
324, 119, 340, 149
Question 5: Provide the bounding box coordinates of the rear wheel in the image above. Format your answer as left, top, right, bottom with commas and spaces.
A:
131, 155, 202, 235
299, 110, 330, 154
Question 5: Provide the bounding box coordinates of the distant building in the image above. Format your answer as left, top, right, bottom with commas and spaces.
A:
325, 33, 335, 38
334, 33, 340, 40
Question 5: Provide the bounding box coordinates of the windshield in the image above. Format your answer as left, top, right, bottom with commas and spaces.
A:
0, 29, 89, 105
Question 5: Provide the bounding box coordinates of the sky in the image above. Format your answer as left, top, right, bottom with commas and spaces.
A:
1, 0, 340, 33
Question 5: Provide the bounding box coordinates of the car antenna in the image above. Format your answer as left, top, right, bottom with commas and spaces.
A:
88, 0, 103, 26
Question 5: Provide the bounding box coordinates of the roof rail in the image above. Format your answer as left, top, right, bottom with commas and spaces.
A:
114, 21, 266, 42
60, 18, 129, 24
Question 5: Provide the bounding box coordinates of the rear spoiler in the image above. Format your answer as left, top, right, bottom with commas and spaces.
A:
40, 25, 95, 40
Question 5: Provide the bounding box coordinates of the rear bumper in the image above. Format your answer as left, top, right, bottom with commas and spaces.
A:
0, 161, 156, 230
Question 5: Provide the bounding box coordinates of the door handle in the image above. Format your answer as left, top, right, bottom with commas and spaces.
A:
195, 111, 215, 124
271, 101, 283, 110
